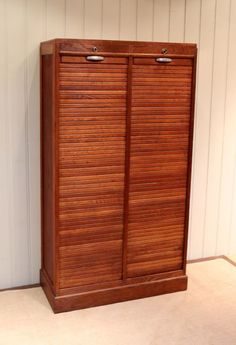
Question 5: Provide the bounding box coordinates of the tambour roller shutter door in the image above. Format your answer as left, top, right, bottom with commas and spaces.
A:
127, 57, 193, 278
58, 56, 128, 288
40, 39, 197, 313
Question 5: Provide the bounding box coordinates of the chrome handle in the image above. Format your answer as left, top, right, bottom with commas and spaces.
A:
86, 55, 104, 62
156, 57, 172, 63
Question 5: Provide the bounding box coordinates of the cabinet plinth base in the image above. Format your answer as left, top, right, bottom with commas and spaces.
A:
40, 269, 188, 313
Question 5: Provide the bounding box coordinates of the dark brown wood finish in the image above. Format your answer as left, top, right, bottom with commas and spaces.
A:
40, 268, 187, 313
122, 56, 133, 280
41, 52, 56, 290
40, 39, 197, 313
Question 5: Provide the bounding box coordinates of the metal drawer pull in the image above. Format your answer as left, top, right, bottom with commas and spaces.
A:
156, 57, 172, 63
86, 55, 104, 62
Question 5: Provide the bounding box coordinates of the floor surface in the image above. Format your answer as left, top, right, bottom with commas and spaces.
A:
0, 258, 236, 345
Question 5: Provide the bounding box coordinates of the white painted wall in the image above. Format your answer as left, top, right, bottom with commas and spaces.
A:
0, 0, 236, 289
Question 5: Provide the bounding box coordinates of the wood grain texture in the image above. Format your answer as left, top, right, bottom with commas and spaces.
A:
41, 268, 187, 313
127, 58, 193, 278
58, 56, 128, 288
40, 39, 196, 312
41, 54, 55, 287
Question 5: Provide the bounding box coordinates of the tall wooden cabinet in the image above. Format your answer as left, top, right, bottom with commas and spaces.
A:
40, 39, 197, 313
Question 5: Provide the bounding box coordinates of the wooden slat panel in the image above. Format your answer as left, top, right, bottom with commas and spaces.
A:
127, 58, 193, 278
59, 240, 122, 288
58, 59, 127, 287
59, 224, 123, 246
60, 64, 128, 70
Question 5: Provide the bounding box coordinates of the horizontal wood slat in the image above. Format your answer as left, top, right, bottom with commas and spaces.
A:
133, 58, 192, 66
61, 56, 128, 64
59, 240, 123, 288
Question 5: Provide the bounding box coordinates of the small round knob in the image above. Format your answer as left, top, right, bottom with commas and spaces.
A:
161, 48, 168, 54
92, 46, 98, 52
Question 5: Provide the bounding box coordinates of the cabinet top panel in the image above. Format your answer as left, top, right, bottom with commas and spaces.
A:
40, 39, 197, 57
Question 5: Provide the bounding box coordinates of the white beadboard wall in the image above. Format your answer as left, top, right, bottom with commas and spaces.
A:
0, 0, 236, 289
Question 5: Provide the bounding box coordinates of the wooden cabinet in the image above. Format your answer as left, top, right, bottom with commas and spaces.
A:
40, 39, 197, 313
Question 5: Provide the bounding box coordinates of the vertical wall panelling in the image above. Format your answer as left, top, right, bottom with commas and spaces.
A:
136, 0, 154, 41
203, 0, 231, 257
46, 0, 66, 39
218, 0, 236, 255
184, 0, 201, 43
169, 0, 186, 42
120, 0, 137, 40
65, 0, 84, 38
26, 0, 45, 283
102, 0, 120, 39
6, 0, 30, 286
227, 0, 236, 257
229, 157, 236, 254
84, 0, 102, 39
0, 0, 12, 288
184, 0, 201, 257
153, 0, 170, 42
188, 0, 216, 259
1, 0, 236, 289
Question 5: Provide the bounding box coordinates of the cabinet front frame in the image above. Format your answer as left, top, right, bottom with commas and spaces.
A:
40, 39, 197, 311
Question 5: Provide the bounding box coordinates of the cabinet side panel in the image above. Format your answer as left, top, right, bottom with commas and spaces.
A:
41, 54, 55, 283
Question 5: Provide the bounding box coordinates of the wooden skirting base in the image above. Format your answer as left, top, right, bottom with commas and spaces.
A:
40, 269, 188, 313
